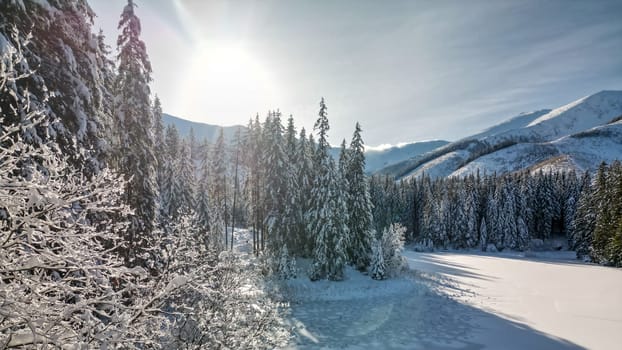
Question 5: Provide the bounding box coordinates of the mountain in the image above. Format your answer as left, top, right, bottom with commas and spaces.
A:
378, 90, 622, 179
329, 140, 449, 173
363, 141, 449, 173
162, 113, 245, 144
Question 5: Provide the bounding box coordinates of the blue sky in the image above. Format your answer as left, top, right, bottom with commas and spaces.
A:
91, 0, 622, 147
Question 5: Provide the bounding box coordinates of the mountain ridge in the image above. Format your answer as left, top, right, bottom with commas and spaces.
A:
377, 90, 622, 178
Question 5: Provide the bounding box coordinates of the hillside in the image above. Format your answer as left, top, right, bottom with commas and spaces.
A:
378, 90, 622, 178
162, 113, 245, 144
329, 140, 449, 173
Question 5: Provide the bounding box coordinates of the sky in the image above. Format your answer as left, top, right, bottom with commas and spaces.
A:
90, 0, 622, 147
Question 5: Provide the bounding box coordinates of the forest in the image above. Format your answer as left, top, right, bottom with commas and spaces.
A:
1, 1, 621, 349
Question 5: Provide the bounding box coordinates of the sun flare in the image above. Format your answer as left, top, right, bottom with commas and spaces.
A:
179, 43, 280, 124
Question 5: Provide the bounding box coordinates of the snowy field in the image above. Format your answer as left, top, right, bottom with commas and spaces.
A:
278, 250, 622, 350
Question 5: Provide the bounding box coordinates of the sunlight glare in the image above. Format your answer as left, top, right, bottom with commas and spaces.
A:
179, 43, 280, 124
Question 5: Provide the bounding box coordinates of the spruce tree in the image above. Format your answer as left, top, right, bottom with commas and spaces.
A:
263, 111, 288, 254
210, 128, 228, 247
0, 1, 113, 174
297, 128, 315, 256
308, 98, 347, 280
345, 123, 375, 270
195, 138, 212, 246
115, 0, 158, 267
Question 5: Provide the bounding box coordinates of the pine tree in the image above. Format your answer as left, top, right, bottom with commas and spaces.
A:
345, 123, 375, 270
263, 111, 288, 254
283, 115, 302, 254
0, 1, 114, 174
308, 98, 347, 281
210, 128, 228, 247
297, 128, 314, 256
115, 0, 158, 267
571, 172, 594, 259
195, 138, 212, 247
479, 217, 488, 251
369, 239, 386, 280
152, 96, 167, 223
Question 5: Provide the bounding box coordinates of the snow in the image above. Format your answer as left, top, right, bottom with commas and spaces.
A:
468, 109, 551, 140
405, 149, 471, 179
362, 140, 449, 173
405, 250, 622, 350
277, 249, 621, 349
399, 90, 622, 179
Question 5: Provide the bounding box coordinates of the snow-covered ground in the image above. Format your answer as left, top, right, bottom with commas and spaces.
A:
279, 250, 622, 349
405, 251, 622, 350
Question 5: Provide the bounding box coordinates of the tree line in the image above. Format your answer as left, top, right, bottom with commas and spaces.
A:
368, 163, 622, 266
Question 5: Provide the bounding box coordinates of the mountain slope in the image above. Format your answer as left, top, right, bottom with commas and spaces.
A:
162, 113, 245, 143
330, 140, 449, 173
379, 90, 622, 178
363, 140, 449, 173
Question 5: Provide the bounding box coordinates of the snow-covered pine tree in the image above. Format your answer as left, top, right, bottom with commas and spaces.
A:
152, 95, 167, 223
115, 0, 158, 267
345, 122, 375, 270
498, 180, 518, 250
485, 185, 501, 249
263, 111, 288, 255
308, 98, 347, 281
571, 171, 595, 259
195, 139, 212, 247
161, 124, 180, 220
462, 182, 479, 248
210, 127, 228, 247
591, 161, 622, 265
0, 1, 114, 175
380, 223, 407, 277
533, 171, 554, 239
328, 160, 350, 281
243, 115, 265, 254
174, 139, 196, 218
283, 115, 302, 254
369, 238, 386, 280
479, 217, 488, 251
297, 127, 314, 256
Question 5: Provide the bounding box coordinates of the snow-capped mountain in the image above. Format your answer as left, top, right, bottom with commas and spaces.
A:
329, 140, 449, 173
162, 113, 245, 144
378, 90, 622, 178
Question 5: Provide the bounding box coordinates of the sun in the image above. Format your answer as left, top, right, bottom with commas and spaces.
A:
178, 43, 280, 124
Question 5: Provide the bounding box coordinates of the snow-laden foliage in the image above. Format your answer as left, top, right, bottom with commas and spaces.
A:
344, 123, 375, 271
1, 1, 115, 175
308, 99, 349, 281
369, 238, 386, 280
0, 45, 157, 346
276, 245, 298, 280
1, 30, 288, 348
159, 217, 289, 349
379, 223, 407, 277
114, 0, 158, 267
371, 170, 584, 252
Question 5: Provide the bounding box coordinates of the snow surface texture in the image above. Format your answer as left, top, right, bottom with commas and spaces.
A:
278, 250, 621, 349
405, 251, 622, 350
382, 90, 622, 179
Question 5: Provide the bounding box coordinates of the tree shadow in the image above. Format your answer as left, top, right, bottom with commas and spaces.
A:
279, 272, 586, 350
404, 253, 497, 281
